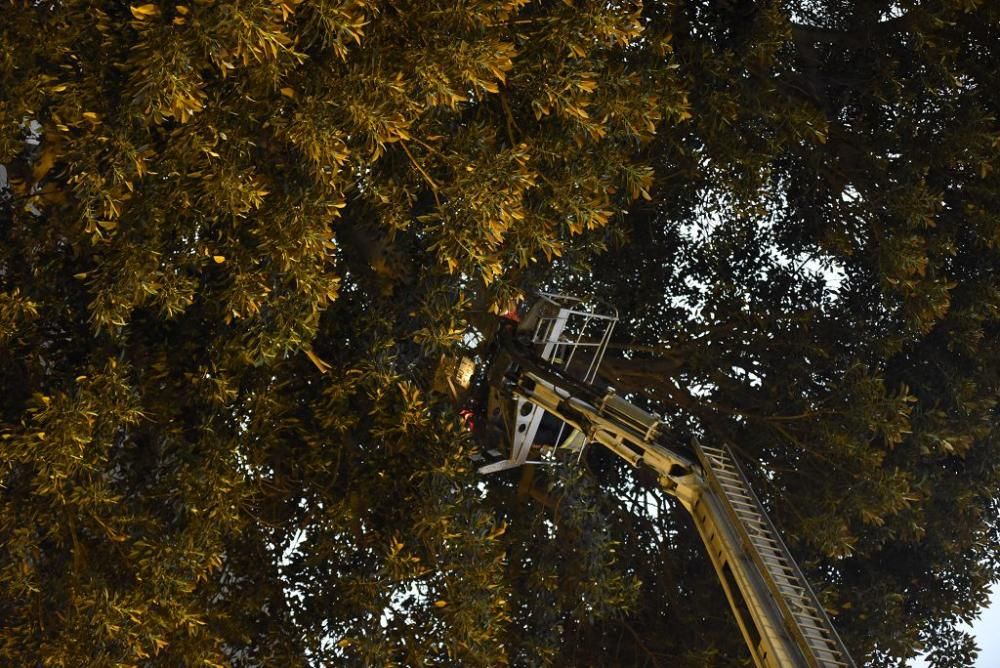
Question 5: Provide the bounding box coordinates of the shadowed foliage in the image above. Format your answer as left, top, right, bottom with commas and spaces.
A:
1, 1, 998, 666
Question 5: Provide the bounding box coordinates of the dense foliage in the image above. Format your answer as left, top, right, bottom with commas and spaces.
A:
1, 1, 997, 667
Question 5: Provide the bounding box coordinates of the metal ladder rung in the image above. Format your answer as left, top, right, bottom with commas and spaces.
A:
749, 536, 781, 549
812, 650, 849, 665
802, 635, 837, 650
768, 569, 792, 580
715, 481, 753, 496
800, 629, 833, 643
777, 589, 810, 602
793, 607, 829, 621
734, 514, 769, 530
762, 564, 798, 578
804, 637, 840, 653
794, 608, 832, 623
756, 547, 790, 563
732, 507, 766, 520
746, 530, 776, 542
777, 588, 808, 599
788, 598, 822, 612
800, 630, 840, 647
753, 542, 783, 557
750, 537, 784, 558
732, 510, 767, 525
762, 562, 795, 576
760, 557, 794, 573
809, 643, 842, 652
739, 523, 773, 538
719, 487, 753, 501
762, 565, 796, 579
802, 636, 838, 652
772, 580, 807, 592
754, 543, 788, 558
749, 534, 782, 548
797, 620, 837, 634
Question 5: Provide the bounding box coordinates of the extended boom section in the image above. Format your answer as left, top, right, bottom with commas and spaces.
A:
696, 444, 855, 668
480, 295, 855, 668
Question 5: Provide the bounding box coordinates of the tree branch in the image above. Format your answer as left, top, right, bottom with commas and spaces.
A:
789, 11, 919, 49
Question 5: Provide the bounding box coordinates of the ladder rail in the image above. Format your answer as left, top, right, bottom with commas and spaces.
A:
697, 443, 856, 668
721, 445, 855, 668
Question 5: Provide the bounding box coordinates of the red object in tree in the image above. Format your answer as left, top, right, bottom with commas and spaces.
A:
501, 302, 520, 322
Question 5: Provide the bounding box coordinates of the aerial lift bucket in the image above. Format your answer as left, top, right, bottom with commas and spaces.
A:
477, 293, 618, 473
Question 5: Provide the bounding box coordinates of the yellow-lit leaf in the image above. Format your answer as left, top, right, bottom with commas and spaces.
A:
212, 255, 225, 264
434, 600, 448, 608
488, 521, 507, 539
73, 272, 88, 280
130, 4, 160, 18
280, 87, 296, 98
305, 348, 332, 373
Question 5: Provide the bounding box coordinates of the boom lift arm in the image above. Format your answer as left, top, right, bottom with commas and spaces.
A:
476, 295, 855, 668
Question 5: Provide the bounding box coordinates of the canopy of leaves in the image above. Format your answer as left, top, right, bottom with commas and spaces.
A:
1, 1, 997, 667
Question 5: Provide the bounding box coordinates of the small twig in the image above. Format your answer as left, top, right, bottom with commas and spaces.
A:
399, 141, 440, 206
499, 88, 520, 145
411, 136, 443, 158
622, 620, 664, 668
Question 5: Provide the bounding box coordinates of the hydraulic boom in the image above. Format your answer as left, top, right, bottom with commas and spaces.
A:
477, 295, 855, 668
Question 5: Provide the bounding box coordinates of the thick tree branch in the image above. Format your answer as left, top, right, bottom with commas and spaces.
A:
789, 11, 919, 49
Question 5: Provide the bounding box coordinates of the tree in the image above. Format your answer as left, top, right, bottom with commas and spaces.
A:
1, 1, 675, 665
1, 1, 997, 667
562, 2, 1000, 665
